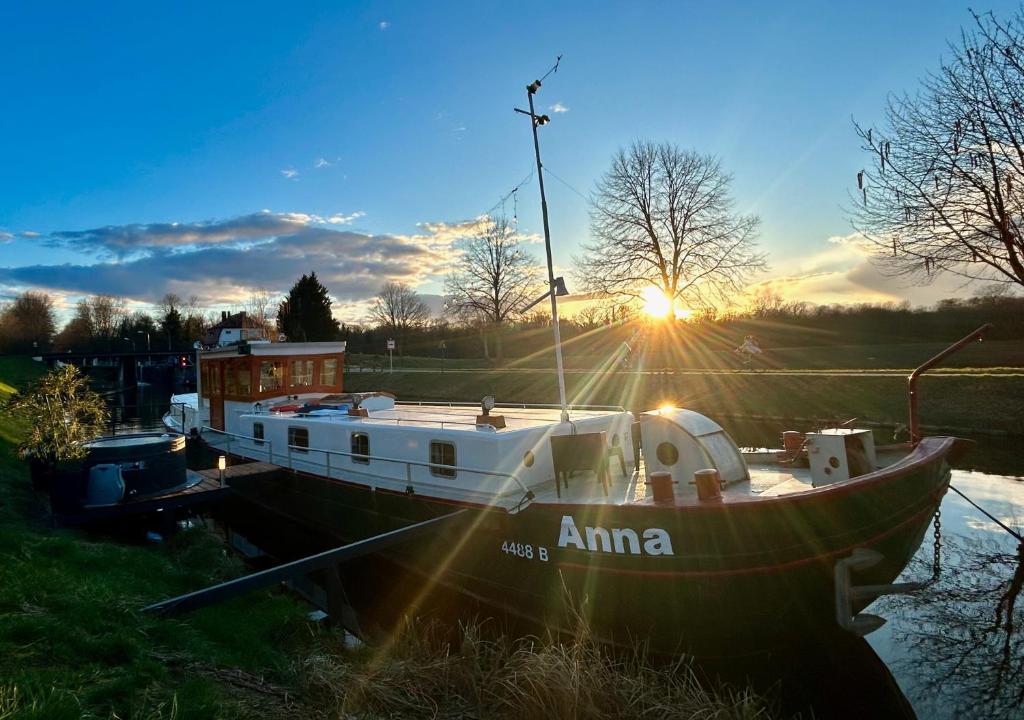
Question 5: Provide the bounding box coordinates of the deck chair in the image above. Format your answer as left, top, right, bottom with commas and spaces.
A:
550, 432, 610, 499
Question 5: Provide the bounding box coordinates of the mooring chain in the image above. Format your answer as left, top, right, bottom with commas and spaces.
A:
931, 508, 942, 583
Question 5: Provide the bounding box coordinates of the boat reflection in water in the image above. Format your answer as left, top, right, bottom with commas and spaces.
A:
873, 533, 1024, 720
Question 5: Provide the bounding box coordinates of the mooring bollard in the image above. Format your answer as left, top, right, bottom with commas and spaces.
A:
694, 468, 722, 501
650, 471, 675, 503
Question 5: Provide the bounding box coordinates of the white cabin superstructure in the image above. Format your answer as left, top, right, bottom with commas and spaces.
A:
166, 341, 640, 509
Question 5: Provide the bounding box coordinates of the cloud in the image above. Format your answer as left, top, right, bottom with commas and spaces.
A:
281, 168, 299, 179
747, 232, 980, 307
314, 157, 332, 168
0, 211, 494, 318
0, 232, 12, 243
20, 231, 40, 238
549, 102, 569, 113
39, 210, 370, 259
378, 20, 389, 30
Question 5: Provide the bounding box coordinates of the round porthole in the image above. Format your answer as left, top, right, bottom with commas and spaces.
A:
829, 456, 841, 468
656, 442, 679, 466
523, 450, 535, 468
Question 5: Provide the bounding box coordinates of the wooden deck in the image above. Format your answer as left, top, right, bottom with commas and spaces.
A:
53, 468, 240, 527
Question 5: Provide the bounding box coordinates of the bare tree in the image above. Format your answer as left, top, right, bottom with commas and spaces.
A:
89, 295, 127, 344
244, 287, 276, 338
851, 8, 1024, 289
445, 217, 542, 361
370, 282, 431, 352
0, 291, 56, 353
576, 142, 765, 316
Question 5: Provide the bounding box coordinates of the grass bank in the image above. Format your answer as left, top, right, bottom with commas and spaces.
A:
349, 338, 1024, 372
346, 369, 1024, 435
0, 355, 775, 719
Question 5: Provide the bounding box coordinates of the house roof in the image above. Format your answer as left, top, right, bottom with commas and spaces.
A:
203, 312, 265, 345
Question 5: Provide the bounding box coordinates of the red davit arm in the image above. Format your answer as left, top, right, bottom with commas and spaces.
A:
908, 323, 993, 445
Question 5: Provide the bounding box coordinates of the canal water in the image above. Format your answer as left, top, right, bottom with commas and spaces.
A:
105, 388, 1022, 719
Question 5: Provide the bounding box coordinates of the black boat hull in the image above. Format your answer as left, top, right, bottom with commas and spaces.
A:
221, 437, 956, 653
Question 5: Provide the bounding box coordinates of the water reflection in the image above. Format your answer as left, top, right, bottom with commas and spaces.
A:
871, 536, 1024, 719
865, 468, 1024, 720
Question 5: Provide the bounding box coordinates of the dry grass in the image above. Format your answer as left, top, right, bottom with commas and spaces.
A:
301, 619, 776, 720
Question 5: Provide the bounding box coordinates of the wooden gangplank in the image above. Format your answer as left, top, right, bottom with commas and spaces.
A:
54, 472, 233, 527
143, 509, 469, 615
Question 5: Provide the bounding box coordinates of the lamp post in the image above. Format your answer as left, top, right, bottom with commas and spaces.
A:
137, 330, 150, 352
123, 337, 136, 352
515, 72, 569, 423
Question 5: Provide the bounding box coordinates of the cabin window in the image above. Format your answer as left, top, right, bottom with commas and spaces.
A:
656, 441, 679, 466
200, 365, 210, 398
237, 363, 251, 395
259, 361, 283, 392
291, 359, 314, 387
224, 361, 238, 395
288, 426, 309, 453
351, 433, 369, 464
253, 422, 264, 445
208, 363, 221, 394
429, 441, 457, 479
322, 358, 338, 386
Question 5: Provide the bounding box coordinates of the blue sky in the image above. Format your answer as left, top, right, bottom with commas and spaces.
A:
1, 1, 1018, 321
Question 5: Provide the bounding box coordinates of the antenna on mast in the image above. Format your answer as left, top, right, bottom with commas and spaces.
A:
515, 55, 570, 423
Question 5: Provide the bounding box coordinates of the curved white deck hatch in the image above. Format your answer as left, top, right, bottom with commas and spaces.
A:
639, 408, 749, 492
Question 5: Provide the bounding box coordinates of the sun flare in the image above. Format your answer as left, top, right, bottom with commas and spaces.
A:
641, 286, 672, 318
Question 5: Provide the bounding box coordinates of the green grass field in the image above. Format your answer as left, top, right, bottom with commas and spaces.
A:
354, 337, 1024, 372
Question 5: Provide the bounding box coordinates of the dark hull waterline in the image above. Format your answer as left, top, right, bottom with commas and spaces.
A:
217, 436, 956, 654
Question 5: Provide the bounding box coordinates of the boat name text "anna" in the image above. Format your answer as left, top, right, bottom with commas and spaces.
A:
557, 515, 674, 556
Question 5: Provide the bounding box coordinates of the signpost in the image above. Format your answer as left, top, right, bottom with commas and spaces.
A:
386, 339, 395, 373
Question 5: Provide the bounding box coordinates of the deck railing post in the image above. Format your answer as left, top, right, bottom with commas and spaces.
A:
326, 450, 331, 478
267, 440, 273, 465
405, 462, 413, 493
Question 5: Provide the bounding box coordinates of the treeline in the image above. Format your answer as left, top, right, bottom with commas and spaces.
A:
3, 281, 1022, 360
0, 292, 225, 354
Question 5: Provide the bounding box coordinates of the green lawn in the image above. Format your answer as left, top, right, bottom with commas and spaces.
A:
348, 337, 1024, 372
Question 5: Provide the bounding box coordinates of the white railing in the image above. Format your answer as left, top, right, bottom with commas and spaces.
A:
198, 426, 532, 507
200, 426, 275, 464
396, 400, 625, 412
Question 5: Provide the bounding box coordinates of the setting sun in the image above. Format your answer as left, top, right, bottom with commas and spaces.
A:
641, 286, 672, 318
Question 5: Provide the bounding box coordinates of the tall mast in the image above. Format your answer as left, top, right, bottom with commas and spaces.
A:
519, 74, 569, 423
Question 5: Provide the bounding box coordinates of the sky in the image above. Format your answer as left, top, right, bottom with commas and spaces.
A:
1, 0, 1019, 323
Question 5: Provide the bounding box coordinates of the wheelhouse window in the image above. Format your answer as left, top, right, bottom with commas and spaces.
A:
351, 432, 369, 464
429, 441, 457, 479
288, 426, 309, 453
208, 363, 221, 394
236, 362, 251, 395
224, 361, 238, 396
259, 361, 283, 392
253, 422, 264, 445
200, 365, 210, 398
321, 358, 338, 386
290, 359, 315, 388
